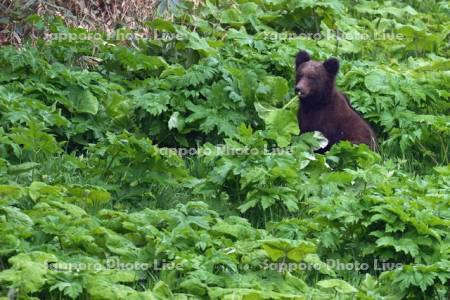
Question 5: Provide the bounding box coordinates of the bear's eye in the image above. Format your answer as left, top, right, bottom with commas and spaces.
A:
306, 75, 315, 80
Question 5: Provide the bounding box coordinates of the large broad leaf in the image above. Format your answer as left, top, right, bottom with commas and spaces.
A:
136, 92, 170, 116
0, 252, 57, 293
67, 86, 99, 115
7, 162, 39, 175
267, 109, 299, 147
1, 206, 33, 226
113, 48, 168, 71
376, 236, 419, 256
262, 239, 316, 262
220, 8, 245, 25
28, 181, 62, 201
50, 281, 83, 299
177, 28, 217, 56
317, 279, 358, 293
146, 18, 176, 32
255, 103, 299, 147
257, 76, 289, 104
299, 131, 329, 151
180, 278, 207, 296
364, 70, 388, 93
153, 281, 173, 299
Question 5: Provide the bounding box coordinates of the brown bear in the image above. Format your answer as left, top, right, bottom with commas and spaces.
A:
294, 50, 376, 153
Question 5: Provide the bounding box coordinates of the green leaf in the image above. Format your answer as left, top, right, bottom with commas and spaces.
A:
87, 188, 111, 204
317, 279, 358, 293
180, 278, 207, 296
1, 206, 33, 226
146, 18, 176, 32
238, 199, 259, 213
153, 281, 173, 299
260, 76, 289, 104
262, 239, 316, 262
261, 195, 276, 210
256, 103, 299, 147
7, 162, 39, 175
67, 87, 99, 115
364, 70, 388, 93
136, 92, 170, 116
50, 282, 83, 299
284, 272, 309, 293
376, 236, 419, 257
0, 252, 57, 293
287, 242, 317, 262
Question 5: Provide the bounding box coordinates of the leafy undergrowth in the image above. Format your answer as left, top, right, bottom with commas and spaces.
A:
0, 0, 449, 299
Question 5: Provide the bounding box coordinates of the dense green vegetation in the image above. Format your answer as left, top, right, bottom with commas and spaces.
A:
0, 0, 449, 299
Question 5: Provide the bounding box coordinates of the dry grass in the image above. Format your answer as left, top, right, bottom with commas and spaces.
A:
43, 0, 158, 31
0, 0, 201, 45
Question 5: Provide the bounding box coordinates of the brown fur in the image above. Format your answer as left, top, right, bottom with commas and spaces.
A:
294, 50, 376, 153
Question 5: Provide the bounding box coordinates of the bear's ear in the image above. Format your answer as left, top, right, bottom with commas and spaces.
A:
295, 50, 310, 69
323, 58, 339, 75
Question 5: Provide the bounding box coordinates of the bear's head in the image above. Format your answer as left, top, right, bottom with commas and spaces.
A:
294, 50, 339, 104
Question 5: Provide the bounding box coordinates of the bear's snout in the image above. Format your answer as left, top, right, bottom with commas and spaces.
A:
295, 83, 308, 97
